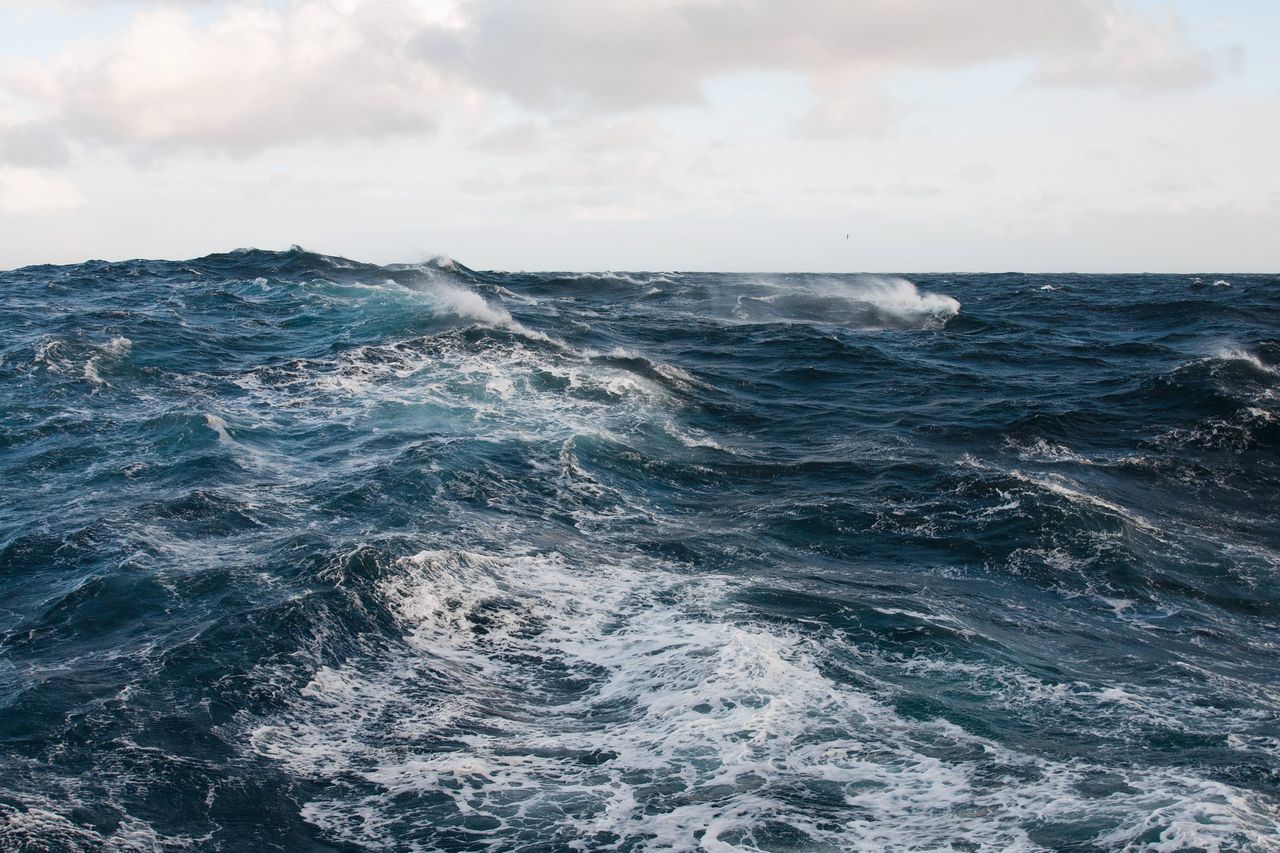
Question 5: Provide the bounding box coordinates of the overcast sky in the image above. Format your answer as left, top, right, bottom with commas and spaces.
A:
0, 0, 1276, 271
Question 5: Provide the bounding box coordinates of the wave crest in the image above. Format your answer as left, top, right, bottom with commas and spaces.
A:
416, 280, 513, 326
730, 277, 959, 330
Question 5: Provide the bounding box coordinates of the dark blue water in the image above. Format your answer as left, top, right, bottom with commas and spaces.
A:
2, 249, 1278, 851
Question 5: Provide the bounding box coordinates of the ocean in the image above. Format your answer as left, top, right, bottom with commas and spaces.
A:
1, 248, 1277, 851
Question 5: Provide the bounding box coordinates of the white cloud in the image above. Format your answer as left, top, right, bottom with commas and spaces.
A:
0, 165, 84, 213
0, 0, 1220, 157
1033, 6, 1214, 90
424, 0, 1091, 107
4, 0, 465, 153
418, 0, 1216, 125
0, 121, 70, 167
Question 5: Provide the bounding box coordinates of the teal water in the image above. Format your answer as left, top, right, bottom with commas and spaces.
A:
1, 250, 1278, 851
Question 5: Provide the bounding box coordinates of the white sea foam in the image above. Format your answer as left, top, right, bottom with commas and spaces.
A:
1008, 437, 1096, 465
0, 796, 203, 851
232, 330, 679, 459
418, 280, 514, 326
729, 277, 960, 330
105, 336, 133, 356
204, 413, 233, 442
1010, 469, 1157, 531
848, 276, 960, 320
83, 358, 105, 385
81, 337, 133, 386
558, 271, 676, 287
32, 338, 70, 373
250, 548, 1279, 852
493, 285, 538, 305
1137, 346, 1279, 455
1210, 346, 1275, 375
587, 346, 714, 394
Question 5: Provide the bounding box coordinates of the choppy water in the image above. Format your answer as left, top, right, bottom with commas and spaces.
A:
1, 249, 1278, 852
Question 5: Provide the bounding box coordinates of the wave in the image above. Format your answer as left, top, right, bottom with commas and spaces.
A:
1210, 345, 1276, 376
404, 279, 514, 327
550, 271, 678, 287
728, 277, 959, 330
586, 346, 714, 395
231, 330, 680, 465
82, 336, 133, 387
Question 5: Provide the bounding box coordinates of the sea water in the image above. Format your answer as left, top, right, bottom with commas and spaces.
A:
1, 249, 1277, 851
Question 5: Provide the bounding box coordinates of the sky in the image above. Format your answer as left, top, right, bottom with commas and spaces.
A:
0, 0, 1276, 272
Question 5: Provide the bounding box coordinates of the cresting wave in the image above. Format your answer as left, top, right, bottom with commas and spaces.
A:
1, 249, 1278, 851
727, 276, 961, 330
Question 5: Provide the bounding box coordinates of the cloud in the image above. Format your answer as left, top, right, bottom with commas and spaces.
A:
1033, 6, 1215, 90
0, 121, 71, 167
0, 166, 84, 213
4, 0, 463, 153
423, 0, 1087, 108
458, 116, 671, 203
421, 0, 1215, 113
471, 120, 546, 154
0, 0, 1220, 157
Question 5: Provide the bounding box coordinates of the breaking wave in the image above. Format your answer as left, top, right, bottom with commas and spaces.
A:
728, 276, 960, 330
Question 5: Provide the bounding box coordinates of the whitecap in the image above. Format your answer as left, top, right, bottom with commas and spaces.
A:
426, 281, 513, 326
83, 358, 105, 386
82, 337, 134, 386
728, 276, 959, 330
1210, 346, 1274, 375
1007, 437, 1096, 465
204, 413, 233, 442
105, 336, 133, 356
1009, 470, 1159, 532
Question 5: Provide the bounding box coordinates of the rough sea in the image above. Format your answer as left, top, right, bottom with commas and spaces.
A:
1, 248, 1278, 852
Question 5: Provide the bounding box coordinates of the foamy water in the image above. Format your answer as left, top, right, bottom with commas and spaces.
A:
252, 549, 1276, 851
